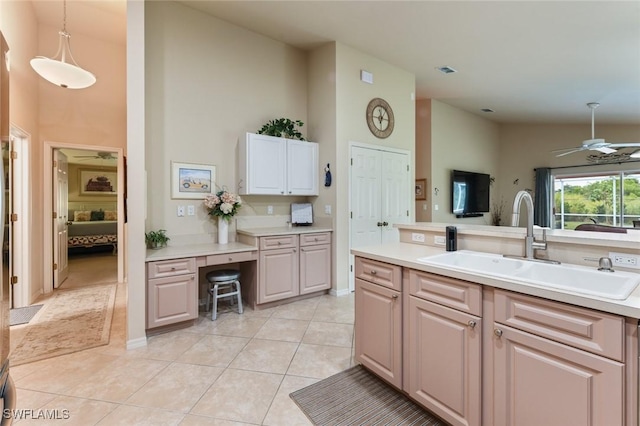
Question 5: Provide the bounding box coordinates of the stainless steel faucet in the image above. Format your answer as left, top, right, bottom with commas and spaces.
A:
511, 190, 547, 259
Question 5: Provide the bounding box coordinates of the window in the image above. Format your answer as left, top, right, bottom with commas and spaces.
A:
553, 170, 640, 229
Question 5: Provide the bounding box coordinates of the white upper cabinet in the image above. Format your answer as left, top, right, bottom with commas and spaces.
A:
238, 133, 318, 196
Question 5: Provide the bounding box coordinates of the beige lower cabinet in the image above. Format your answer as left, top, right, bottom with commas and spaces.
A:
354, 257, 403, 389
491, 289, 625, 426
258, 232, 332, 304
407, 270, 482, 426
146, 257, 198, 329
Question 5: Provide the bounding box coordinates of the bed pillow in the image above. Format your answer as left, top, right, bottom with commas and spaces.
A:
73, 211, 91, 222
104, 210, 117, 221
90, 210, 105, 221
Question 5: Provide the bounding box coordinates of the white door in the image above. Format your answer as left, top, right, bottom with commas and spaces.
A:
53, 150, 69, 288
247, 134, 286, 195
349, 145, 410, 291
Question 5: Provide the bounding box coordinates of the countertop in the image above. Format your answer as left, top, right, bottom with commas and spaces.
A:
146, 242, 257, 262
237, 226, 333, 237
351, 242, 640, 319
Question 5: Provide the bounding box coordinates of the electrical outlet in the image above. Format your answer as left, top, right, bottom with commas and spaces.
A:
609, 252, 640, 269
434, 236, 446, 246
187, 205, 195, 216
325, 205, 332, 215
177, 205, 185, 217
267, 205, 273, 215
411, 233, 425, 242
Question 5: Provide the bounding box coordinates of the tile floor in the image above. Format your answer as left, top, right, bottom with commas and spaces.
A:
10, 254, 355, 425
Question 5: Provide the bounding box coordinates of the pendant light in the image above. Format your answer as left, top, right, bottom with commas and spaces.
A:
30, 0, 96, 89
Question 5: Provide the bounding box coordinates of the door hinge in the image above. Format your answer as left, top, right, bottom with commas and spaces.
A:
350, 158, 353, 166
52, 212, 57, 219
407, 210, 409, 216
406, 165, 409, 171
350, 211, 353, 219
10, 151, 17, 160
10, 276, 17, 285
53, 160, 57, 168
9, 213, 17, 222
350, 264, 353, 272
53, 263, 58, 271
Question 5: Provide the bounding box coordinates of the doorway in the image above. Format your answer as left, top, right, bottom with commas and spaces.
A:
348, 142, 411, 291
43, 142, 124, 296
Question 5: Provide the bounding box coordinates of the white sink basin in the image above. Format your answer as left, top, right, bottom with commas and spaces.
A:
417, 250, 640, 300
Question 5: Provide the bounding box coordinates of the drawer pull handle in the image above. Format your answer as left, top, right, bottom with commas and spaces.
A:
494, 329, 503, 338
314, 237, 318, 241
370, 270, 377, 275
229, 257, 233, 261
190, 276, 195, 280
392, 294, 398, 299
467, 320, 477, 329
277, 241, 282, 245
171, 267, 176, 271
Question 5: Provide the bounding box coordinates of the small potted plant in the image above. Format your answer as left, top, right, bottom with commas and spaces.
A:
145, 229, 170, 249
257, 118, 306, 140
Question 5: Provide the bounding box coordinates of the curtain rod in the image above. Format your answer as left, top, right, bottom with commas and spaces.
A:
535, 160, 640, 171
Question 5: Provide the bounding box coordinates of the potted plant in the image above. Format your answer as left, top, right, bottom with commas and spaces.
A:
145, 229, 170, 249
257, 118, 306, 140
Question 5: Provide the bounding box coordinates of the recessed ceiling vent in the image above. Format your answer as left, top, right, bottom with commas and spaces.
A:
435, 66, 457, 74
480, 108, 495, 113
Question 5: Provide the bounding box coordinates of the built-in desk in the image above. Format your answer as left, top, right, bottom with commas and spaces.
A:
145, 242, 258, 330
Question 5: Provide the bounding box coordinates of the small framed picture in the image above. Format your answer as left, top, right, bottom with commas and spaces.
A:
79, 169, 117, 195
415, 178, 427, 201
171, 162, 216, 199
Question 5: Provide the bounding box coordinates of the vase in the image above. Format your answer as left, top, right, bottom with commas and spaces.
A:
218, 217, 229, 244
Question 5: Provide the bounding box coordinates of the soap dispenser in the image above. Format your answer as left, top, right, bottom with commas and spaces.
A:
446, 226, 457, 251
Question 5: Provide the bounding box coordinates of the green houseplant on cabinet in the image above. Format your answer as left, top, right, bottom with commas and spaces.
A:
145, 229, 170, 249
257, 118, 306, 141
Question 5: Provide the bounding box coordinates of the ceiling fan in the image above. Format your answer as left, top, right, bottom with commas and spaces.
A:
75, 151, 118, 161
553, 103, 640, 157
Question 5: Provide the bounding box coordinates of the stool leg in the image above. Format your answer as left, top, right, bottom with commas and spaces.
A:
235, 281, 243, 315
211, 283, 220, 321
206, 284, 211, 313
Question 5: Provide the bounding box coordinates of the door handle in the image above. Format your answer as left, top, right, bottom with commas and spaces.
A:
377, 222, 383, 227
382, 221, 389, 226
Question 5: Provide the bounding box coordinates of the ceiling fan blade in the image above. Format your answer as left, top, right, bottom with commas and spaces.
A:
555, 148, 584, 157
608, 142, 640, 148
595, 146, 617, 154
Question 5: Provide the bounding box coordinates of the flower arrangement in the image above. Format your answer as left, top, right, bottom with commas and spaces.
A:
203, 189, 242, 221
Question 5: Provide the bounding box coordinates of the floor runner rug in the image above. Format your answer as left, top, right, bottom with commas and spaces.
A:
10, 305, 44, 326
10, 284, 117, 366
290, 365, 450, 426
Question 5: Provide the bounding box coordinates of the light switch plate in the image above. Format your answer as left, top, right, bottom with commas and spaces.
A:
267, 205, 273, 215
187, 205, 195, 216
177, 206, 185, 217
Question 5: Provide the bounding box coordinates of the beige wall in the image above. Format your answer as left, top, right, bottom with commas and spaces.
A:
430, 100, 501, 224
415, 99, 432, 221
145, 1, 310, 239
335, 42, 415, 293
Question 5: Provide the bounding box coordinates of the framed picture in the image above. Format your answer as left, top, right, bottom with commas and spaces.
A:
171, 162, 216, 199
415, 178, 427, 201
79, 169, 117, 195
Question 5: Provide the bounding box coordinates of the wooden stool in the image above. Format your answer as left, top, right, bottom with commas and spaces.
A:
205, 269, 243, 321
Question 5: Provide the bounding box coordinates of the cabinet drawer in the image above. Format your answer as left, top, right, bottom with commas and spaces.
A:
300, 232, 331, 247
355, 257, 402, 291
409, 270, 482, 316
147, 257, 196, 279
206, 250, 256, 266
260, 235, 298, 250
494, 290, 624, 361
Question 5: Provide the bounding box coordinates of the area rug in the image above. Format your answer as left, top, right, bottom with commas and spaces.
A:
10, 304, 43, 326
10, 284, 117, 366
290, 365, 449, 426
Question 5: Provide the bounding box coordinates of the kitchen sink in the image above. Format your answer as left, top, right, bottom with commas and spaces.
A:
416, 250, 640, 300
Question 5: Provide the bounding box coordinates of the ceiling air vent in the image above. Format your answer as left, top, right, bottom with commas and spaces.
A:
435, 66, 457, 74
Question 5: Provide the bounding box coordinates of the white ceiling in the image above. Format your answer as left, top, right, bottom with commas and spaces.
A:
31, 1, 640, 125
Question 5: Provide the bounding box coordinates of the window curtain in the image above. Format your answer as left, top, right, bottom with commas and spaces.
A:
534, 168, 552, 227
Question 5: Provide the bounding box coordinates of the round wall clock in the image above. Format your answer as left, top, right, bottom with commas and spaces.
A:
366, 97, 395, 139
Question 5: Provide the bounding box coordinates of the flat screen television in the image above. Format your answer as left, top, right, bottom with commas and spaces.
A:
451, 169, 490, 217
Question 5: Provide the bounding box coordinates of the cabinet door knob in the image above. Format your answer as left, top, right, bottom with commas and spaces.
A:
229, 257, 233, 261
277, 241, 282, 245
288, 191, 292, 194
392, 294, 398, 299
370, 270, 377, 275
293, 248, 297, 252
494, 329, 503, 338
467, 320, 477, 329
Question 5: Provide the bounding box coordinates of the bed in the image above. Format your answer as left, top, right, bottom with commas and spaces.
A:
68, 202, 118, 254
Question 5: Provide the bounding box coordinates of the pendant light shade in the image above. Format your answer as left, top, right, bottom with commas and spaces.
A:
30, 1, 96, 89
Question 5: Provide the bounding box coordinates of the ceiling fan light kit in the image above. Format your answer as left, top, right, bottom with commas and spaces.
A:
30, 0, 96, 89
552, 102, 640, 157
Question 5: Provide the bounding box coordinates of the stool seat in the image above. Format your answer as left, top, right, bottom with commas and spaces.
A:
205, 269, 243, 321
206, 269, 241, 282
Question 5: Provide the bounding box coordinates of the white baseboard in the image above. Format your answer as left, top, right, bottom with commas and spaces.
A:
126, 336, 147, 350
330, 288, 351, 297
